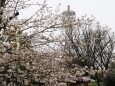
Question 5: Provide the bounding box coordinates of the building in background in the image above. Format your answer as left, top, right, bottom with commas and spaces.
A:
62, 5, 76, 55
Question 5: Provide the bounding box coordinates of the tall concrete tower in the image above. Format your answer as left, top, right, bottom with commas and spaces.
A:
62, 5, 76, 55
62, 5, 76, 31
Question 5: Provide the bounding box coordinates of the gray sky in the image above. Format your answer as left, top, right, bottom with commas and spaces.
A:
19, 0, 115, 31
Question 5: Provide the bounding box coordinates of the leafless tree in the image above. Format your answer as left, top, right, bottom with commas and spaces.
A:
63, 16, 115, 70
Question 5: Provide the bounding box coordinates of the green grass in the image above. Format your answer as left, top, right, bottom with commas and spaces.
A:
89, 82, 104, 86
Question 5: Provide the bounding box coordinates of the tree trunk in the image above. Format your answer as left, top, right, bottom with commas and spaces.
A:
95, 72, 100, 86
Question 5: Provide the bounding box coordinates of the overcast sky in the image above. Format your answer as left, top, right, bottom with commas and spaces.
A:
19, 0, 115, 31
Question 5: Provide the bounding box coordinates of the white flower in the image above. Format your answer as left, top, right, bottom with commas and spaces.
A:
3, 41, 10, 48
7, 69, 12, 73
0, 28, 4, 36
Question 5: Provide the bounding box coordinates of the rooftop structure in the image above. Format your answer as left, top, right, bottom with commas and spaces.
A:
63, 5, 76, 16
62, 5, 76, 27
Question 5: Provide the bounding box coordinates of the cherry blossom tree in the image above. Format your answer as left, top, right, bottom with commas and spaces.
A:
0, 0, 114, 86
0, 0, 62, 85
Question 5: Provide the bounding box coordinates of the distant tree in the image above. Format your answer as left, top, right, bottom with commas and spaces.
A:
58, 16, 115, 86
62, 16, 115, 70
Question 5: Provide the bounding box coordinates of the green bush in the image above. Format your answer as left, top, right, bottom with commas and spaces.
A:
105, 61, 115, 86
